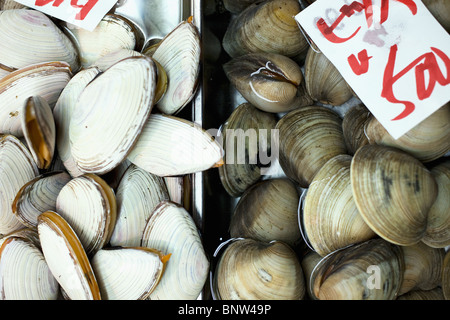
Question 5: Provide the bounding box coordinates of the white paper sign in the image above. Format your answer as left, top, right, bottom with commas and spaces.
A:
13, 0, 118, 31
296, 0, 450, 139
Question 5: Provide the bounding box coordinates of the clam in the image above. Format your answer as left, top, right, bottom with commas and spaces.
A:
37, 210, 101, 300
12, 171, 71, 229
70, 56, 157, 176
397, 287, 445, 300
302, 154, 376, 256
0, 0, 27, 10
0, 135, 39, 236
304, 48, 353, 106
229, 178, 302, 247
310, 239, 404, 300
223, 52, 313, 113
141, 201, 209, 300
21, 96, 56, 170
62, 14, 137, 69
300, 250, 323, 300
0, 9, 79, 74
275, 105, 347, 187
423, 0, 450, 32
222, 0, 308, 61
56, 174, 117, 256
164, 176, 190, 209
443, 250, 450, 299
0, 235, 59, 300
342, 103, 371, 155
218, 102, 278, 197
350, 144, 438, 246
398, 242, 444, 295
0, 61, 72, 137
53, 67, 101, 178
422, 159, 450, 248
364, 102, 450, 163
91, 247, 170, 300
127, 114, 224, 177
109, 164, 170, 247
151, 17, 201, 115
212, 238, 305, 300
93, 48, 143, 72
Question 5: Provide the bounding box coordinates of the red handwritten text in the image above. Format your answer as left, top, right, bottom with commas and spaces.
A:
348, 49, 373, 75
382, 44, 450, 120
35, 0, 98, 20
317, 0, 417, 44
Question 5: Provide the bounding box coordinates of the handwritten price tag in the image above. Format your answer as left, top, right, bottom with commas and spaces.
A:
296, 0, 450, 139
13, 0, 118, 31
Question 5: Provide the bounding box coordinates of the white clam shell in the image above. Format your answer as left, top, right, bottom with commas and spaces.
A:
63, 14, 136, 69
70, 56, 157, 175
0, 62, 72, 137
91, 247, 169, 300
37, 211, 101, 300
127, 114, 224, 176
53, 67, 101, 178
110, 164, 169, 247
56, 174, 117, 256
0, 236, 59, 300
0, 135, 39, 236
21, 96, 56, 170
141, 201, 209, 300
0, 9, 80, 73
12, 171, 71, 229
153, 18, 201, 115
93, 48, 143, 72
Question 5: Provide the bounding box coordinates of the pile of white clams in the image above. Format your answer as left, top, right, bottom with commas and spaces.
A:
0, 6, 221, 300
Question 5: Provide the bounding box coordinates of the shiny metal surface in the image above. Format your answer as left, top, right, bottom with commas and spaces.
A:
114, 0, 192, 50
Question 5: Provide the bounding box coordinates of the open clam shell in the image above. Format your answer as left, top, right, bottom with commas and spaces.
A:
0, 135, 39, 236
56, 174, 117, 256
350, 144, 438, 246
127, 114, 224, 177
91, 247, 170, 300
275, 105, 347, 187
141, 201, 209, 300
422, 159, 450, 248
0, 9, 79, 74
151, 17, 201, 115
302, 154, 376, 256
37, 211, 101, 300
110, 164, 170, 247
212, 238, 305, 300
53, 67, 101, 178
304, 47, 353, 106
21, 96, 56, 170
70, 56, 157, 175
218, 102, 278, 197
63, 14, 137, 69
398, 242, 444, 295
0, 236, 59, 300
222, 0, 308, 61
223, 52, 313, 113
12, 171, 71, 229
229, 178, 302, 247
0, 61, 72, 137
364, 102, 450, 163
311, 239, 404, 300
